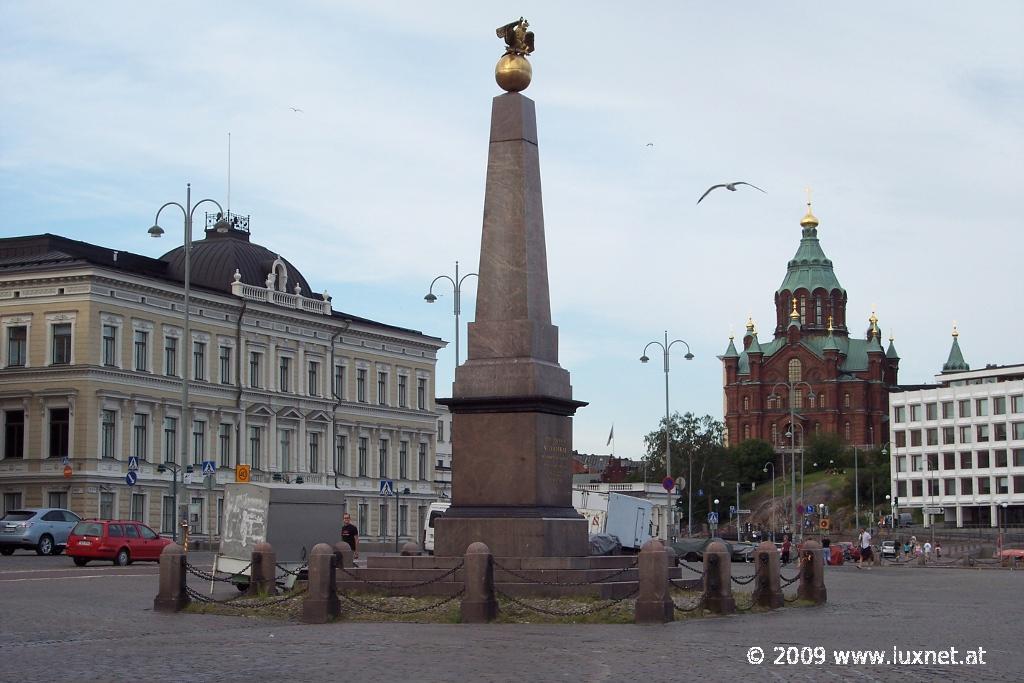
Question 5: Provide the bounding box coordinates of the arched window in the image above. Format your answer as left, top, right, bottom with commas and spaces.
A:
815, 297, 823, 325
818, 393, 826, 408
770, 423, 778, 445
742, 396, 750, 412
788, 359, 802, 382
800, 295, 807, 322
743, 424, 751, 440
844, 392, 851, 409
844, 422, 852, 441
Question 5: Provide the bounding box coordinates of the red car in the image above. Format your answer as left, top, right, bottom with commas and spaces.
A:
66, 520, 171, 566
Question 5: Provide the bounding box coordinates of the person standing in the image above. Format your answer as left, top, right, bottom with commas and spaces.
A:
340, 512, 360, 561
857, 527, 872, 569
923, 541, 933, 561
781, 534, 791, 565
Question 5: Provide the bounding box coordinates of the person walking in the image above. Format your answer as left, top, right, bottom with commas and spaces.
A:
924, 541, 933, 561
781, 534, 791, 565
857, 527, 872, 569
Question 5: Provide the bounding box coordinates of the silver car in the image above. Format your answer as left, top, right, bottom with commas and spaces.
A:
0, 508, 82, 556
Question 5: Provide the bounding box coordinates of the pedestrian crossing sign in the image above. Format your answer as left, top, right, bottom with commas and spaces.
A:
379, 479, 394, 496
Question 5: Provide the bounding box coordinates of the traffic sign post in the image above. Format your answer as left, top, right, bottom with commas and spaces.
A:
707, 511, 719, 536
128, 456, 139, 471
235, 464, 251, 483
379, 479, 394, 496
662, 477, 675, 492
125, 471, 138, 487
201, 460, 216, 476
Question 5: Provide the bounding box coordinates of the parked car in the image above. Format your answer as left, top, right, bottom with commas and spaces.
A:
0, 508, 82, 556
880, 540, 898, 559
66, 520, 171, 566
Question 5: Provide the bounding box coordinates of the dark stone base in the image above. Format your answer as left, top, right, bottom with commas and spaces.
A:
153, 595, 189, 613
435, 516, 588, 558
635, 599, 674, 623
753, 589, 785, 610
798, 585, 827, 605
704, 595, 736, 614
301, 596, 340, 624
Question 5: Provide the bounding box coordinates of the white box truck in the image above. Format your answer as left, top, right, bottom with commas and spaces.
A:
572, 490, 654, 551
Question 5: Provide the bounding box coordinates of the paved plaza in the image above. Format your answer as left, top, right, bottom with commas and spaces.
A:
0, 552, 1020, 682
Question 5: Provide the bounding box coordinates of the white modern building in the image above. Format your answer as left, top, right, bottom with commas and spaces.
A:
889, 329, 1023, 528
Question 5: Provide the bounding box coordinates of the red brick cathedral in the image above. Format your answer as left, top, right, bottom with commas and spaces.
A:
720, 200, 900, 448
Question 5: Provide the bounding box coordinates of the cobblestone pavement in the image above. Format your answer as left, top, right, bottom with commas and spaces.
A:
1, 552, 1021, 682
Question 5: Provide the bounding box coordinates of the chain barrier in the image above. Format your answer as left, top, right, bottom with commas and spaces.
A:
730, 574, 756, 585
668, 577, 701, 591
336, 588, 465, 615
672, 595, 704, 613
185, 585, 307, 608
491, 559, 638, 587
780, 574, 800, 587
495, 585, 639, 617
336, 561, 464, 590
274, 563, 308, 578
185, 561, 252, 584
677, 562, 705, 577
783, 593, 801, 604
735, 597, 756, 612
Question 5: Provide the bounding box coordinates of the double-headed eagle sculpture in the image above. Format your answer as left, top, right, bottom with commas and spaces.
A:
496, 17, 535, 56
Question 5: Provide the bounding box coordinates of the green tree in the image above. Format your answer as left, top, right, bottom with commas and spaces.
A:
803, 432, 845, 470
844, 447, 891, 524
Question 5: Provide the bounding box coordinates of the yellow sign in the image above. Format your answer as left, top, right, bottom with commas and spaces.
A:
235, 464, 251, 483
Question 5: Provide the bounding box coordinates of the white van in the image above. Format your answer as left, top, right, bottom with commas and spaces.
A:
422, 501, 450, 555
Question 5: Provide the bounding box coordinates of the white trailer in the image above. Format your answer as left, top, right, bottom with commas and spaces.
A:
572, 490, 654, 550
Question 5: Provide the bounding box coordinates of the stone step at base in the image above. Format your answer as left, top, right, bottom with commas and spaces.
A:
365, 554, 642, 571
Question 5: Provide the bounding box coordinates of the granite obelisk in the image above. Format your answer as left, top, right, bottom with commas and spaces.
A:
435, 20, 588, 557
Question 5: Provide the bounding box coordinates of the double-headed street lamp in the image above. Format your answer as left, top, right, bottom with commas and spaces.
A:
156, 462, 193, 542
768, 380, 815, 540
424, 261, 478, 367
640, 332, 694, 539
149, 184, 228, 542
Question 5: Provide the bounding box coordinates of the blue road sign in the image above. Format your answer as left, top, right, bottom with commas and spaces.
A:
729, 505, 736, 514
805, 505, 814, 515
128, 456, 139, 471
707, 512, 719, 525
125, 471, 138, 487
697, 488, 703, 496
202, 460, 216, 476
379, 479, 394, 496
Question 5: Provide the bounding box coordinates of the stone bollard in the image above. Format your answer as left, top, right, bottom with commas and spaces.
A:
154, 542, 189, 613
751, 542, 783, 609
302, 543, 340, 624
401, 542, 421, 556
702, 540, 735, 614
797, 540, 827, 605
460, 542, 498, 623
333, 542, 355, 569
634, 539, 674, 623
248, 542, 277, 596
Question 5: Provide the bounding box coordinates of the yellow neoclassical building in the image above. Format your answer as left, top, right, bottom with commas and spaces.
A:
0, 218, 445, 545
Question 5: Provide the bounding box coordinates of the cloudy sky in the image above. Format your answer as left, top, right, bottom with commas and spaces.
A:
3, 2, 1021, 461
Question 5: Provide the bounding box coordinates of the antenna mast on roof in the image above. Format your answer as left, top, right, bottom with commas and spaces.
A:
227, 132, 231, 214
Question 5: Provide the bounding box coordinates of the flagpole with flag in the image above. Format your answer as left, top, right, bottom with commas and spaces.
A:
606, 424, 614, 456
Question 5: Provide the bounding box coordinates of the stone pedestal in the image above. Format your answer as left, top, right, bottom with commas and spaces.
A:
435, 91, 586, 558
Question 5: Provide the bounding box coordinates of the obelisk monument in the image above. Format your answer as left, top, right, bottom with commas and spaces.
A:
435, 19, 589, 558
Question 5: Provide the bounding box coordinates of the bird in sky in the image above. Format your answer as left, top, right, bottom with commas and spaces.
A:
645, 142, 654, 147
289, 107, 304, 113
696, 181, 766, 205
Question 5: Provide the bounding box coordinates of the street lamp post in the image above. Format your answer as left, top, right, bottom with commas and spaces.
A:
770, 381, 815, 541
763, 461, 775, 541
149, 185, 228, 542
424, 261, 478, 367
641, 332, 694, 540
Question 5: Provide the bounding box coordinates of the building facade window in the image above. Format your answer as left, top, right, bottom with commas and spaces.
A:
378, 503, 388, 537
249, 426, 262, 469
378, 438, 389, 477
102, 324, 117, 366
976, 398, 988, 417
6, 325, 27, 367
941, 401, 954, 419
219, 346, 231, 384
162, 497, 175, 534
192, 420, 206, 464
334, 434, 347, 475
51, 323, 72, 365
133, 413, 148, 461
134, 330, 149, 371
788, 358, 801, 382
48, 491, 68, 509
163, 417, 177, 463
959, 399, 971, 418
99, 492, 115, 520
844, 422, 851, 441
280, 429, 292, 471
378, 372, 388, 406
399, 441, 408, 479
993, 396, 1006, 415
399, 504, 408, 536
101, 409, 116, 459
358, 437, 368, 476
909, 405, 921, 422
164, 336, 178, 376
925, 403, 938, 421
309, 432, 319, 473
358, 504, 368, 538
131, 493, 145, 522
308, 361, 320, 396
357, 369, 367, 402
418, 442, 427, 481
333, 365, 345, 399
894, 406, 905, 423
438, 420, 445, 443
193, 341, 206, 381
417, 378, 426, 410
398, 375, 408, 408
249, 352, 262, 388
218, 423, 231, 467
4, 410, 25, 459
279, 356, 291, 393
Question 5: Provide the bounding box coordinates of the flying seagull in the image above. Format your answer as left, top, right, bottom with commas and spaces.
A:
696, 181, 766, 205
645, 142, 654, 147
289, 107, 304, 113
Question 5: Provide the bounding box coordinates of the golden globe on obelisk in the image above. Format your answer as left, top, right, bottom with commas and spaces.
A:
435, 18, 590, 557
